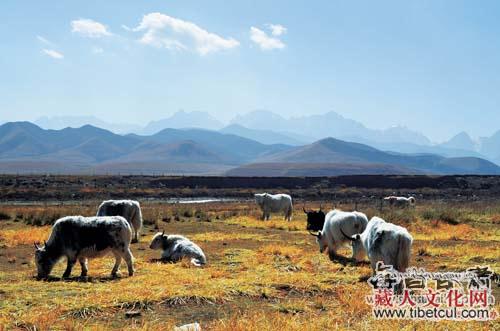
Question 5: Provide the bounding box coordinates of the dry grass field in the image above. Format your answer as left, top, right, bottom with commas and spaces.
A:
0, 198, 498, 330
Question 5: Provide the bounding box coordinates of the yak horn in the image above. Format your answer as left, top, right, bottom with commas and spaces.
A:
339, 227, 356, 242
308, 230, 321, 237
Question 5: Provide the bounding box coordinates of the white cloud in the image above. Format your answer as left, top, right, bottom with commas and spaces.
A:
267, 24, 287, 36
250, 27, 285, 51
42, 49, 64, 59
36, 35, 53, 45
71, 19, 112, 38
132, 12, 240, 55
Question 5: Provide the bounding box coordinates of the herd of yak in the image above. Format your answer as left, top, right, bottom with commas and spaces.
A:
33, 193, 416, 280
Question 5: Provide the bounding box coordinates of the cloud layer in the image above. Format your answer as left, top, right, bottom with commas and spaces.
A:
40, 15, 289, 59
132, 12, 240, 55
71, 19, 112, 38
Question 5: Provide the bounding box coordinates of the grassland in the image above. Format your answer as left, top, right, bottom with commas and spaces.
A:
0, 199, 498, 330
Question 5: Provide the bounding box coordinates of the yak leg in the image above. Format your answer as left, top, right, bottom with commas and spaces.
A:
111, 251, 122, 277
328, 249, 339, 262
79, 257, 88, 277
63, 257, 77, 279
131, 227, 139, 244
122, 248, 135, 276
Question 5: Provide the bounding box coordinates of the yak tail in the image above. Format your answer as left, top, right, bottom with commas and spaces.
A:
395, 235, 412, 272
131, 204, 143, 232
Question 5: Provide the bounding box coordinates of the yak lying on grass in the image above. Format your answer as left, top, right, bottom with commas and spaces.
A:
383, 196, 416, 208
150, 232, 207, 267
34, 216, 135, 279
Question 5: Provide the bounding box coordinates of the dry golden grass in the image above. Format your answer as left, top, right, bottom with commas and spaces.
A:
0, 226, 51, 247
0, 199, 498, 330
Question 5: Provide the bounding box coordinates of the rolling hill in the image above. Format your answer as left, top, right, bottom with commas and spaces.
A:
233, 138, 500, 176
0, 122, 499, 176
134, 128, 291, 164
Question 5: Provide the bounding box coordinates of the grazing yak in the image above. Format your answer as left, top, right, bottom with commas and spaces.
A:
340, 216, 413, 273
254, 193, 293, 221
304, 205, 326, 232
150, 233, 206, 267
310, 210, 368, 262
97, 200, 143, 243
383, 196, 416, 208
34, 216, 134, 279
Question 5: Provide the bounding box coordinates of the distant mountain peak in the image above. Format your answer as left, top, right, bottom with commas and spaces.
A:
220, 123, 308, 146
440, 131, 476, 151
142, 110, 224, 134
231, 110, 432, 147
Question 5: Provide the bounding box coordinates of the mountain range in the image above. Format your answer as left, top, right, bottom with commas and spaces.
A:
0, 121, 499, 176
34, 116, 142, 134
29, 110, 500, 165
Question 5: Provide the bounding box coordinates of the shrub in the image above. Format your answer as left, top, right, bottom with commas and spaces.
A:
439, 211, 459, 225
0, 211, 11, 221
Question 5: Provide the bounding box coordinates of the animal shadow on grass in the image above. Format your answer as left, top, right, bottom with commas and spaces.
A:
149, 257, 203, 268
150, 257, 173, 264
358, 274, 371, 282
34, 275, 125, 283
331, 255, 370, 267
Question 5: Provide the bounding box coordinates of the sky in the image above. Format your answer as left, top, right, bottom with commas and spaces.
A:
2, 0, 500, 142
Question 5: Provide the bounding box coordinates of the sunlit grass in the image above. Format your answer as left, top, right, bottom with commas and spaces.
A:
0, 200, 498, 330
225, 215, 306, 232
0, 226, 51, 247
190, 231, 276, 242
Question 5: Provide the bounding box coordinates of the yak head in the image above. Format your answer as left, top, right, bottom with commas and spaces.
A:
150, 232, 167, 250
34, 242, 57, 280
304, 205, 326, 232
254, 193, 267, 206
339, 227, 366, 262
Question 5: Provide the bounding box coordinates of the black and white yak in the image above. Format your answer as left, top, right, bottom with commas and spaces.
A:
150, 233, 207, 267
34, 216, 134, 279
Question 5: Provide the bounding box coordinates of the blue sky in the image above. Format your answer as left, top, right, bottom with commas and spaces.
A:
2, 0, 500, 141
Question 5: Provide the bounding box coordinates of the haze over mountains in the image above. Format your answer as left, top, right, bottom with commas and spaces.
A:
1, 121, 499, 176
29, 110, 500, 164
